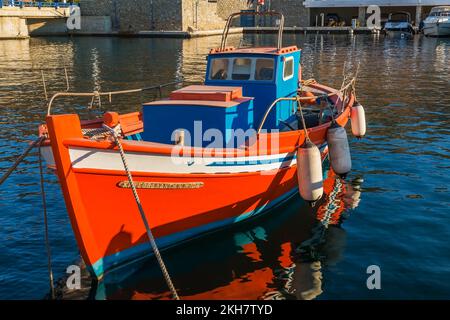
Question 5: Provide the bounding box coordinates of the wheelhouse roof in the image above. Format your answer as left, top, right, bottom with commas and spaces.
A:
209, 46, 300, 56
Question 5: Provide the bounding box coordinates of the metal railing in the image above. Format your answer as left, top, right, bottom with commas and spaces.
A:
220, 11, 285, 51
256, 78, 356, 133
0, 1, 78, 9
46, 81, 183, 116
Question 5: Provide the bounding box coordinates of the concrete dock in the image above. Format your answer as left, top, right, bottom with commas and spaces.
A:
70, 26, 376, 39
0, 5, 71, 39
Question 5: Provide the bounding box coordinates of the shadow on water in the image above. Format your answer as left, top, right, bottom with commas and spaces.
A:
93, 165, 363, 300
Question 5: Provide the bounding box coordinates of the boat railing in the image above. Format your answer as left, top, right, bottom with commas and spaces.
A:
220, 11, 285, 51
257, 78, 356, 134
46, 81, 182, 116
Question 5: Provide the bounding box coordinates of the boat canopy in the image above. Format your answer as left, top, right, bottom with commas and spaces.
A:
429, 6, 450, 16
387, 12, 412, 23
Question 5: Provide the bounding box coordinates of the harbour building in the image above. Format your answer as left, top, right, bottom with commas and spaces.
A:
303, 0, 450, 27
3, 0, 449, 37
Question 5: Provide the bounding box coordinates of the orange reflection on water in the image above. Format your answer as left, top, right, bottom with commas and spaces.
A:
108, 167, 362, 300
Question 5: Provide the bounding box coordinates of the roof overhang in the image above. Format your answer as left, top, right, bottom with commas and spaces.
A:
303, 0, 450, 8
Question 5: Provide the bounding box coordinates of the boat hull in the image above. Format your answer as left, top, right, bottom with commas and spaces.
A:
423, 22, 450, 37
90, 181, 301, 279
45, 86, 353, 280
384, 28, 414, 38
383, 20, 414, 38
74, 158, 302, 279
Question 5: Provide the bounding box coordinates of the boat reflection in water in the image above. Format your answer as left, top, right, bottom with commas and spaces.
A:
94, 165, 363, 300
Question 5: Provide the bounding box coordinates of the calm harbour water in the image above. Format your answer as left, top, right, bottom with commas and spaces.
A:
0, 33, 449, 300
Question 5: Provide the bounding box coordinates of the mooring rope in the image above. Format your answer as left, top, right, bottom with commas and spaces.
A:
300, 78, 317, 86
295, 96, 311, 143
0, 136, 56, 298
103, 124, 180, 300
322, 94, 337, 123
0, 136, 45, 186
38, 140, 55, 299
41, 70, 48, 101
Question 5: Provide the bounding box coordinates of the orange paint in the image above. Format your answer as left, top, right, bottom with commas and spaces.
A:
103, 112, 120, 127
169, 85, 243, 102
183, 268, 275, 300
300, 91, 317, 105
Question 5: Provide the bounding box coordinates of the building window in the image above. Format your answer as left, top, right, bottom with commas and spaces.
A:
254, 58, 274, 81
283, 56, 294, 81
210, 58, 229, 80
232, 58, 252, 80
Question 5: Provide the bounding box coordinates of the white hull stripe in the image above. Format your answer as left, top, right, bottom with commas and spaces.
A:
69, 147, 300, 174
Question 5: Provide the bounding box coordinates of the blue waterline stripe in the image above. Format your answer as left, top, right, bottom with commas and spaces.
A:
90, 187, 298, 278
207, 155, 296, 167
206, 143, 327, 167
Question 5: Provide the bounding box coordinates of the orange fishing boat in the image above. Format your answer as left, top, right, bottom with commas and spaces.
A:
38, 11, 366, 281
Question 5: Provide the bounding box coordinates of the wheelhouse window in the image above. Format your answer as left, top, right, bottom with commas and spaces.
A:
209, 57, 276, 81
283, 56, 294, 81
210, 58, 229, 80
232, 58, 252, 80
254, 58, 274, 81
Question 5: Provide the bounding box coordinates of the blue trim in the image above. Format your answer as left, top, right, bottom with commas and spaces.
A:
125, 133, 143, 141
89, 187, 298, 278
207, 154, 295, 166
205, 143, 327, 167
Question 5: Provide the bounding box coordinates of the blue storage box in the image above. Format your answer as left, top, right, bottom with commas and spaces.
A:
142, 85, 254, 148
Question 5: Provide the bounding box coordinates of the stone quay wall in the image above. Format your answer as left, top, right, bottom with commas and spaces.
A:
270, 0, 310, 28
182, 0, 250, 31
80, 0, 310, 33
78, 0, 288, 33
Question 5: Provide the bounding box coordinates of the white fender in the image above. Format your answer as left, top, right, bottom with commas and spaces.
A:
351, 102, 366, 138
296, 140, 324, 203
327, 122, 352, 176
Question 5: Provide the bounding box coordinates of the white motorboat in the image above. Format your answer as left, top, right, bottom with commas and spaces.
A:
423, 6, 450, 37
